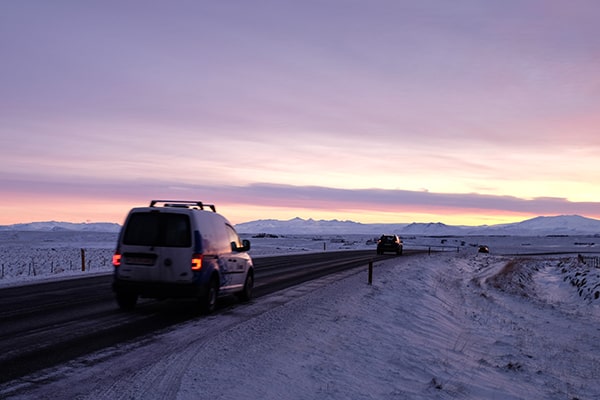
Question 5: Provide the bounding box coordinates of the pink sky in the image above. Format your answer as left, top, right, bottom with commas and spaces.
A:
2, 1, 600, 226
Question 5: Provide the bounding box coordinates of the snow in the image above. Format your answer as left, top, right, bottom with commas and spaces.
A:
235, 214, 600, 236
2, 231, 599, 287
0, 231, 116, 287
2, 232, 600, 399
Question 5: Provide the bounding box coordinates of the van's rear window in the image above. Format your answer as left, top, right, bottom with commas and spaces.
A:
123, 213, 191, 247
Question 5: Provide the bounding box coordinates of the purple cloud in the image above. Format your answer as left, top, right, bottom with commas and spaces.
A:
4, 173, 598, 218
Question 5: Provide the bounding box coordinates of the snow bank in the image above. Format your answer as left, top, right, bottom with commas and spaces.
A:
561, 256, 600, 301
485, 256, 600, 306
5, 253, 599, 399
159, 254, 600, 399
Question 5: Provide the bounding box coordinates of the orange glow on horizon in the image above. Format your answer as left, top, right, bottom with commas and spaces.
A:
1, 194, 598, 227
217, 203, 549, 227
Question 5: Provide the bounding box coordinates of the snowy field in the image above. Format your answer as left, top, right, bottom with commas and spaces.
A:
1, 230, 600, 399
1, 248, 600, 399
1, 230, 599, 286
0, 231, 117, 286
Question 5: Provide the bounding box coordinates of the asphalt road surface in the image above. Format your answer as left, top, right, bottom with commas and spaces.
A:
0, 249, 419, 382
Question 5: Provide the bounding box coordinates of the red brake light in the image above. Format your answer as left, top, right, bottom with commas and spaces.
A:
112, 251, 122, 267
191, 253, 203, 270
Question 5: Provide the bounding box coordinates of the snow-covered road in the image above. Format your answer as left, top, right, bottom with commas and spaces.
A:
2, 252, 599, 399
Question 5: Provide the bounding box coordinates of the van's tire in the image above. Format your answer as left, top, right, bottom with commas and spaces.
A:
201, 277, 219, 314
237, 272, 254, 302
116, 291, 138, 311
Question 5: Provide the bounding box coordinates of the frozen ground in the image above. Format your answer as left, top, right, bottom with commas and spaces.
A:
2, 252, 600, 399
1, 232, 600, 399
1, 231, 599, 286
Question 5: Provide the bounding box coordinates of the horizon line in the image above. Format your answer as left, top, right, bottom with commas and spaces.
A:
2, 213, 598, 229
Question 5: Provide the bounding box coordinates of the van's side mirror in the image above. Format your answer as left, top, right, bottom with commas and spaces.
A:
242, 239, 251, 251
231, 239, 251, 252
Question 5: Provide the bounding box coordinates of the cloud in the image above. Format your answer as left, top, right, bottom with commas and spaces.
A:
221, 183, 600, 216
6, 172, 597, 218
3, 1, 600, 225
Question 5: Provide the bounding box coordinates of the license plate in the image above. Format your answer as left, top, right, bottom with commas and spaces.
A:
125, 257, 155, 266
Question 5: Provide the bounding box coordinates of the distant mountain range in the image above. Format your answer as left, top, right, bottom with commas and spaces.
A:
235, 215, 600, 236
2, 215, 600, 236
0, 221, 122, 233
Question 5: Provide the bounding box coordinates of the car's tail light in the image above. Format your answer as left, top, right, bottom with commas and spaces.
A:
112, 250, 122, 267
191, 253, 203, 270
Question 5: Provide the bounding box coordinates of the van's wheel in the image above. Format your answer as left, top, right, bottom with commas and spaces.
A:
201, 277, 219, 314
237, 272, 254, 302
116, 290, 138, 311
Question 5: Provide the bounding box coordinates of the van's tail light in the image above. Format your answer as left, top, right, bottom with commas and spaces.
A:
191, 253, 203, 270
112, 250, 122, 267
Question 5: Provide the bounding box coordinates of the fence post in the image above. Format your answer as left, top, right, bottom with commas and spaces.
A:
81, 248, 86, 271
368, 261, 373, 285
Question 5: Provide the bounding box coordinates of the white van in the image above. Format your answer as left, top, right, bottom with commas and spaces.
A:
112, 200, 253, 313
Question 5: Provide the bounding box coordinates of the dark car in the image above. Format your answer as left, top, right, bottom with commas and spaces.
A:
377, 234, 403, 255
478, 245, 489, 253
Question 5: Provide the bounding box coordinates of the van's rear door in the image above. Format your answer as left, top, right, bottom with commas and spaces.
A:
119, 211, 192, 283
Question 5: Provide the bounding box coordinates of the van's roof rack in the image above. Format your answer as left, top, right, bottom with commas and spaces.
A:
149, 200, 216, 212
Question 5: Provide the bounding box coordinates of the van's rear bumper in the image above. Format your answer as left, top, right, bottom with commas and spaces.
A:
113, 278, 207, 299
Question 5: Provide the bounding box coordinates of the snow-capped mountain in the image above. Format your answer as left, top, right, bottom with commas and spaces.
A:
235, 218, 460, 235
482, 215, 600, 236
400, 222, 469, 236
234, 217, 405, 235
2, 215, 600, 236
0, 221, 121, 232
236, 215, 600, 236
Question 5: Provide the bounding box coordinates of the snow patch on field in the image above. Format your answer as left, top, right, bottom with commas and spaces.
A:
2, 230, 600, 399
3, 253, 600, 399
146, 254, 600, 399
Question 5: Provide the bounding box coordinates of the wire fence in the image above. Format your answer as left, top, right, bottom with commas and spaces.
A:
579, 255, 600, 268
0, 247, 114, 279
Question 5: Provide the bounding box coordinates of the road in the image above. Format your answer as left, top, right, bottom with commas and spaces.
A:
0, 249, 415, 383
